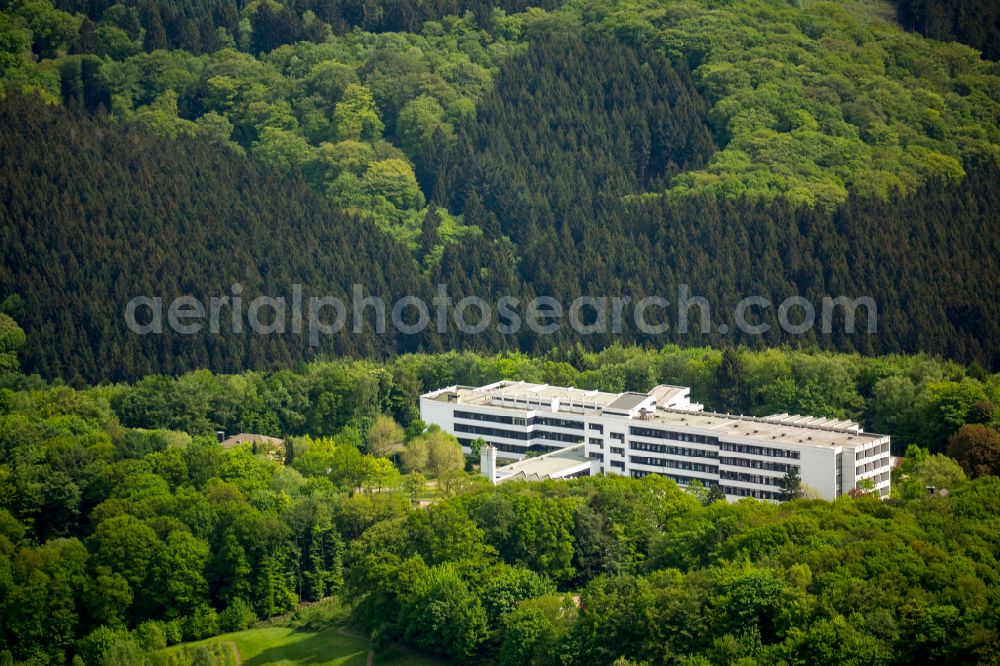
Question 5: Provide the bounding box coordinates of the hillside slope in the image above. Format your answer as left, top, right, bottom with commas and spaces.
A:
0, 95, 424, 383
434, 36, 1000, 365
1, 3, 1000, 379
3, 66, 1000, 383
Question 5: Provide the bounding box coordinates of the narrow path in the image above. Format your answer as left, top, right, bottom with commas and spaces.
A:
219, 640, 241, 666
336, 626, 368, 640
336, 627, 375, 665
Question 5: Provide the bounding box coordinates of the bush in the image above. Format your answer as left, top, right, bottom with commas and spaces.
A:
136, 621, 167, 651
183, 605, 219, 641
163, 619, 184, 645
80, 626, 134, 666
100, 638, 147, 666
291, 597, 351, 632
219, 598, 257, 632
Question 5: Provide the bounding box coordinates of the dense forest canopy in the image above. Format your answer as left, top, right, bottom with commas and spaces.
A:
2, 91, 998, 382
1, 0, 1000, 379
437, 34, 719, 240
1, 0, 999, 381
2, 0, 997, 211
1, 1, 530, 232
0, 345, 998, 663
0, 94, 430, 383
573, 0, 1000, 206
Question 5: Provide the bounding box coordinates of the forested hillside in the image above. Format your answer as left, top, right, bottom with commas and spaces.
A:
575, 0, 1000, 206
438, 35, 718, 240
2, 92, 1000, 381
1, 0, 1000, 380
0, 94, 427, 383
436, 34, 1000, 365
1, 346, 998, 663
4, 0, 997, 210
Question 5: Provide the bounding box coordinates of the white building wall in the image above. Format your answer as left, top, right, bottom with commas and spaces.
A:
797, 445, 838, 501
842, 449, 859, 496
419, 396, 456, 435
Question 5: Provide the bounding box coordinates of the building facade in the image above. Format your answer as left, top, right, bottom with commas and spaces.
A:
420, 380, 891, 501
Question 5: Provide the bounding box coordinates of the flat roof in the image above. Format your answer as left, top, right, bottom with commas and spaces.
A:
644, 409, 879, 449
424, 381, 628, 411
489, 381, 625, 407
606, 392, 651, 411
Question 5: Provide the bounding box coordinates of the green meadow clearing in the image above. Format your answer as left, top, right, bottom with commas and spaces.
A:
158, 625, 438, 666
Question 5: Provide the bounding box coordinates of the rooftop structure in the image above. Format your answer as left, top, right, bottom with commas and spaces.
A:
481, 443, 596, 484
421, 381, 890, 501
218, 432, 285, 450
218, 433, 287, 463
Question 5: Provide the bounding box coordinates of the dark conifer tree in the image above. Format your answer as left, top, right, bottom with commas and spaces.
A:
421, 205, 441, 258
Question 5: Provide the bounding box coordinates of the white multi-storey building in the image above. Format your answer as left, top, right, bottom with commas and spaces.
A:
420, 380, 891, 501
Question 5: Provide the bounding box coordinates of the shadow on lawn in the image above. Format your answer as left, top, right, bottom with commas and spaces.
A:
242, 629, 369, 666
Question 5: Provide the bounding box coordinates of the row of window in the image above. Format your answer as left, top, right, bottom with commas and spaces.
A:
534, 430, 584, 444
722, 485, 782, 501
458, 438, 522, 455
454, 422, 587, 446
720, 457, 798, 473
719, 442, 801, 459
630, 427, 719, 445
855, 456, 890, 475
457, 437, 558, 456
630, 469, 718, 487
535, 417, 584, 430
458, 410, 590, 432
630, 440, 719, 458
563, 469, 591, 479
454, 412, 593, 443
455, 423, 529, 440
455, 410, 522, 426
589, 423, 604, 433
630, 456, 718, 475
720, 470, 783, 487
492, 396, 553, 410
855, 442, 891, 460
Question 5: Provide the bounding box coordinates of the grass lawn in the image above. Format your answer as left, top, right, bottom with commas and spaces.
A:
159, 625, 438, 666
